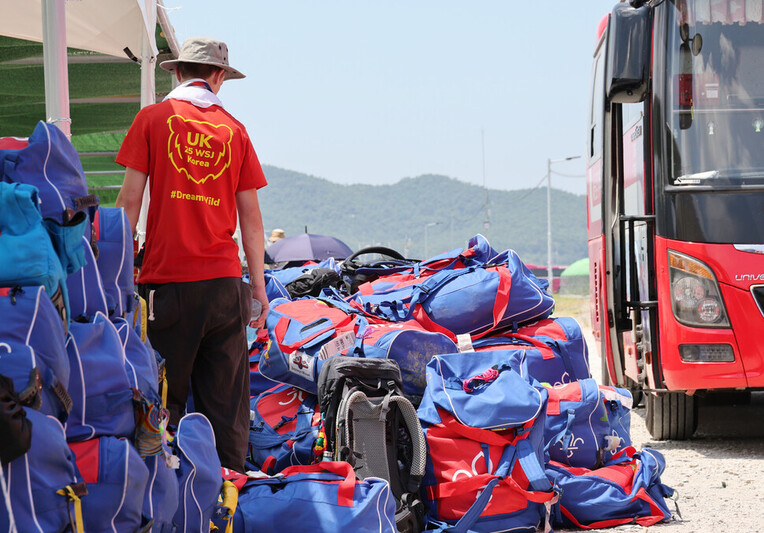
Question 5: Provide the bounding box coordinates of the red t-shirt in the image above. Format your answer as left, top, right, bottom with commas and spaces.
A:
116, 99, 267, 284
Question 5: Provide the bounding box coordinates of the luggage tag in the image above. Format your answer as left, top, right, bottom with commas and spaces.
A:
318, 331, 356, 360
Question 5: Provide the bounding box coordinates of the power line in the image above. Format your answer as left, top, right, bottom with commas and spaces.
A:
515, 174, 547, 202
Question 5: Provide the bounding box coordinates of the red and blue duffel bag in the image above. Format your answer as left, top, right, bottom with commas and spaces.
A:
473, 316, 591, 386
0, 407, 85, 533
69, 436, 151, 532
260, 297, 456, 396
417, 351, 557, 532
349, 248, 554, 337
546, 446, 675, 529
218, 461, 397, 532
248, 384, 320, 474
542, 378, 632, 468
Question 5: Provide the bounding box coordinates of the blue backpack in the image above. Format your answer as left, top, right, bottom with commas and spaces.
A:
0, 285, 71, 421
69, 436, 151, 532
248, 384, 320, 474
65, 311, 136, 441
0, 408, 85, 533
66, 235, 109, 321
142, 453, 180, 533
0, 121, 97, 224
417, 351, 556, 533
92, 207, 135, 318
173, 412, 223, 533
0, 182, 69, 316
542, 378, 632, 468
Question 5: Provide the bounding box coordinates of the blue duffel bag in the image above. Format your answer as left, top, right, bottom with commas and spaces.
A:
220, 461, 396, 532
541, 378, 633, 468
348, 249, 554, 337
248, 384, 320, 474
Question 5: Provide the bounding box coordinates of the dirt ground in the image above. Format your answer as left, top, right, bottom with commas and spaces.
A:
553, 298, 764, 532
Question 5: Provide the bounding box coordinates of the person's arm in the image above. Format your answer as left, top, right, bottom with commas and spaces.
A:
115, 167, 148, 235
236, 187, 269, 329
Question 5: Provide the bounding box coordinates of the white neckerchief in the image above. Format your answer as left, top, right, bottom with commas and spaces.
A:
163, 78, 224, 108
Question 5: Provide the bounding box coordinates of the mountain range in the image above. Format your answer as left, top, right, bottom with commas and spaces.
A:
257, 166, 587, 266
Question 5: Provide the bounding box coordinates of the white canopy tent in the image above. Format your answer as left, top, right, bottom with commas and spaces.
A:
0, 0, 180, 243
0, 0, 179, 135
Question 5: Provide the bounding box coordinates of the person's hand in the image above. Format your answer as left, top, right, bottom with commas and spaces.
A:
249, 284, 269, 330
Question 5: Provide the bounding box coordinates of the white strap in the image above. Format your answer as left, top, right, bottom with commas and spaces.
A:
0, 462, 19, 533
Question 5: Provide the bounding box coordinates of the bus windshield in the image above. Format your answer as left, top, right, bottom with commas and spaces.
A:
665, 1, 764, 186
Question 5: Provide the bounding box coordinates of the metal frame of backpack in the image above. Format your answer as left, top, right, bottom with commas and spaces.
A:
319, 357, 426, 533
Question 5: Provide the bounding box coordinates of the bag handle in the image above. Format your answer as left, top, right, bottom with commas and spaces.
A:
273, 311, 356, 353
411, 265, 513, 341
280, 461, 357, 507
436, 412, 529, 447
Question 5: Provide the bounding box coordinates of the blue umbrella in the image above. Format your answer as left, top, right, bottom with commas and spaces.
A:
265, 233, 353, 262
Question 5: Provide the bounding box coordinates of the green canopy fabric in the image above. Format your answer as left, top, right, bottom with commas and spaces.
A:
560, 258, 589, 277
0, 29, 173, 138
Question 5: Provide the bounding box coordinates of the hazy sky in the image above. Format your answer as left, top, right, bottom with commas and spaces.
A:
162, 1, 619, 195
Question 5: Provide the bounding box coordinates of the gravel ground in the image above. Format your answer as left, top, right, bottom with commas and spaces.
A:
555, 322, 764, 532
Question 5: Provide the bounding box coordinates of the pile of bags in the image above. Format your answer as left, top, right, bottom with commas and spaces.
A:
240, 237, 678, 531
1, 123, 677, 532
0, 122, 229, 533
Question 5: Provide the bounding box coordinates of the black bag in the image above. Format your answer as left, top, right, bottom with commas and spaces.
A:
0, 373, 33, 464
339, 246, 418, 295
317, 356, 426, 533
284, 267, 341, 298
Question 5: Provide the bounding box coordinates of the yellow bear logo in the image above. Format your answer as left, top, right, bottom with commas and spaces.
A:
167, 115, 234, 184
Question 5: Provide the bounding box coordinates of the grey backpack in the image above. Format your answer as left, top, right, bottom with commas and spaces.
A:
317, 356, 426, 533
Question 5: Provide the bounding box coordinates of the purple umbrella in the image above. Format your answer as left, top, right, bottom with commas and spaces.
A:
265, 233, 353, 262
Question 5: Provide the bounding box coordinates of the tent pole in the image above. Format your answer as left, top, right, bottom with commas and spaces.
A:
136, 10, 157, 248
41, 0, 71, 137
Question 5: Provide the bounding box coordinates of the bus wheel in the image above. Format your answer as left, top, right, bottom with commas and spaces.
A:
626, 378, 643, 407
645, 392, 697, 440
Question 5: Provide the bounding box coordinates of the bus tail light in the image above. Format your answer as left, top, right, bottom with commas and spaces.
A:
679, 344, 735, 362
668, 250, 730, 328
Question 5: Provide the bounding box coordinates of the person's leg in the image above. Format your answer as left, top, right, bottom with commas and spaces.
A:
190, 277, 251, 472
138, 282, 202, 426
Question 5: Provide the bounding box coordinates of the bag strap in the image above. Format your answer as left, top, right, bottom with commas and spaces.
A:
559, 485, 669, 530
0, 462, 17, 533
280, 461, 357, 507
436, 412, 529, 447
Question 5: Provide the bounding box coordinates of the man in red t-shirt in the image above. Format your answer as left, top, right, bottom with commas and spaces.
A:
115, 37, 268, 472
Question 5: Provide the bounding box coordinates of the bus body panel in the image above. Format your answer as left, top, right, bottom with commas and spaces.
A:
654, 236, 763, 390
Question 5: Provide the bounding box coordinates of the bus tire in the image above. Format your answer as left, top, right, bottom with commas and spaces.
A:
645, 392, 697, 440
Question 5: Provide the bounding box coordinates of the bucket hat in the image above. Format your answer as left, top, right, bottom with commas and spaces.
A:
268, 228, 286, 243
160, 37, 245, 80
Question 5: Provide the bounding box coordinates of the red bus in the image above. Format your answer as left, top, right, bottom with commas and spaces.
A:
587, 0, 764, 439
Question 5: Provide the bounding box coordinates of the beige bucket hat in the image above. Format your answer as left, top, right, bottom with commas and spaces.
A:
269, 228, 286, 243
160, 37, 245, 80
